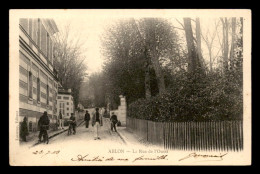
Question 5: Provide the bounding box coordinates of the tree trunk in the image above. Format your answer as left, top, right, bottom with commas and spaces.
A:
147, 19, 166, 95
144, 48, 151, 99
221, 18, 229, 73
184, 18, 198, 73
196, 18, 203, 65
230, 17, 236, 70
150, 51, 166, 95
131, 19, 152, 99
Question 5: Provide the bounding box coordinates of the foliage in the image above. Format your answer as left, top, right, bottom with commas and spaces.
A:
98, 17, 243, 122
101, 18, 181, 108
128, 69, 243, 122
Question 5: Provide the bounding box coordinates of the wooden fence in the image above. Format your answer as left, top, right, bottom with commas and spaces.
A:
126, 117, 243, 151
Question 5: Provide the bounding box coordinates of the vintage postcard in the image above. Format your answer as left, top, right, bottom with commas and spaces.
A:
9, 9, 251, 166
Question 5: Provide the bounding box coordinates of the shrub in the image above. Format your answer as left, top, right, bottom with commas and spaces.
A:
128, 72, 243, 122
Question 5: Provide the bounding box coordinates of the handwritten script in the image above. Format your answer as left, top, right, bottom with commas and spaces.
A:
71, 154, 168, 162
32, 150, 60, 158
179, 152, 228, 162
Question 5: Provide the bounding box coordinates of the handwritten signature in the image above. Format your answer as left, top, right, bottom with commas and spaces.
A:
179, 152, 228, 162
71, 154, 168, 162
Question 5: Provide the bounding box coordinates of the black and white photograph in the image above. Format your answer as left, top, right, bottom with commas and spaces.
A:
9, 9, 251, 166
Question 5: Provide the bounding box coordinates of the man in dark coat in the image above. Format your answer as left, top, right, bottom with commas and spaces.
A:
20, 117, 29, 142
69, 113, 77, 134
84, 110, 90, 128
110, 112, 118, 132
38, 111, 50, 143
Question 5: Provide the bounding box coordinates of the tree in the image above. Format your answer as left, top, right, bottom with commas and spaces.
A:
131, 19, 152, 99
183, 18, 200, 73
220, 17, 229, 73
196, 18, 204, 69
230, 17, 237, 70
101, 18, 181, 108
53, 24, 87, 107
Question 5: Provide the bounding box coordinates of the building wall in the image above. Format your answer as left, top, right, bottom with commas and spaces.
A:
19, 18, 58, 132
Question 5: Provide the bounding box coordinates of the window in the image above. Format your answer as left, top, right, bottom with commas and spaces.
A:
47, 33, 49, 59
49, 39, 53, 64
37, 19, 41, 47
40, 23, 47, 56
57, 96, 61, 99
37, 78, 40, 102
60, 102, 65, 115
67, 102, 69, 105
28, 71, 33, 98
32, 19, 38, 44
46, 84, 49, 105
67, 107, 69, 110
63, 96, 69, 100
67, 113, 69, 116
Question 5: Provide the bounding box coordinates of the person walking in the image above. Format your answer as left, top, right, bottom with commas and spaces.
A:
92, 108, 103, 140
38, 111, 50, 144
110, 112, 118, 132
58, 111, 64, 129
103, 107, 108, 118
20, 117, 29, 142
69, 113, 77, 135
84, 110, 90, 128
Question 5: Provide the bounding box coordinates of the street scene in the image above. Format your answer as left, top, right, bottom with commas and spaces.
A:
10, 9, 251, 166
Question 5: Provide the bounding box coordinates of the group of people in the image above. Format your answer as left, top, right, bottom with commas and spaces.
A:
20, 107, 119, 143
84, 108, 118, 140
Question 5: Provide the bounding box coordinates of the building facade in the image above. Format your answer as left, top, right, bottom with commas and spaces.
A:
57, 88, 74, 120
19, 18, 59, 132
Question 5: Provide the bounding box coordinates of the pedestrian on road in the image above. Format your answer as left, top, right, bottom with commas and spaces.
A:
84, 110, 90, 128
59, 111, 64, 129
110, 112, 118, 132
69, 113, 77, 135
20, 117, 29, 142
38, 111, 50, 144
92, 107, 103, 140
103, 107, 109, 118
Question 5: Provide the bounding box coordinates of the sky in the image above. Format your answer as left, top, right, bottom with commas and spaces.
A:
48, 9, 244, 76
54, 16, 111, 76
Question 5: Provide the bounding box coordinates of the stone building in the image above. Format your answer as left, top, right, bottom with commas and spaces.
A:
19, 18, 59, 132
57, 88, 74, 120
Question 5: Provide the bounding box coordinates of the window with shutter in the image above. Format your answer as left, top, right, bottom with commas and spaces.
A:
37, 19, 41, 47
49, 39, 53, 64
47, 33, 49, 60
37, 78, 40, 102
47, 84, 49, 105
28, 71, 33, 98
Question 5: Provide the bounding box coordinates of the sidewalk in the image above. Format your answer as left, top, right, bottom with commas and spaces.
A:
20, 127, 69, 147
20, 119, 85, 147
116, 126, 159, 148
